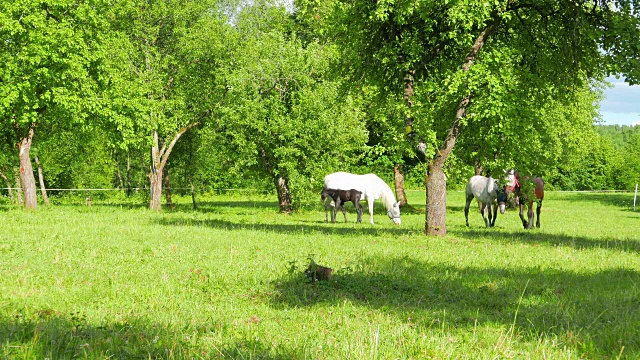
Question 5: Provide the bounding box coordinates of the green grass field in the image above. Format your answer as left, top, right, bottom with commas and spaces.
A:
1, 190, 639, 359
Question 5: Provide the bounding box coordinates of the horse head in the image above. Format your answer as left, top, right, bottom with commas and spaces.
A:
387, 202, 401, 225
504, 169, 518, 191
504, 169, 520, 207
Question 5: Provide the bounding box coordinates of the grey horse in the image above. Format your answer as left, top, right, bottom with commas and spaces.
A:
464, 175, 507, 228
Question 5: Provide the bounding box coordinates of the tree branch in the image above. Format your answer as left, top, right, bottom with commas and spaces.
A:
159, 121, 200, 170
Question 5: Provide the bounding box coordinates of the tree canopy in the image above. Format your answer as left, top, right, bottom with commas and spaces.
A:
296, 0, 640, 234
1, 0, 639, 230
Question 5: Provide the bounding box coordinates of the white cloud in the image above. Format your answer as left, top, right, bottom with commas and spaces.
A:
599, 111, 640, 126
599, 76, 640, 125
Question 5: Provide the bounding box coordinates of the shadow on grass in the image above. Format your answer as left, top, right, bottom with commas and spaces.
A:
565, 192, 636, 211
156, 212, 640, 252
156, 217, 409, 237
458, 229, 640, 253
0, 312, 302, 359
185, 200, 278, 211
272, 256, 640, 358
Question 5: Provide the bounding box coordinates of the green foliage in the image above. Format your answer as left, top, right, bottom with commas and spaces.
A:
548, 134, 620, 191
597, 124, 640, 149
296, 0, 639, 197
597, 125, 640, 190
2, 0, 639, 211
210, 6, 369, 206
33, 123, 117, 191
0, 0, 104, 127
97, 0, 205, 146
609, 129, 640, 190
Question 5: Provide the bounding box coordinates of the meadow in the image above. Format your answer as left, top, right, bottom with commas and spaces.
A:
1, 190, 639, 359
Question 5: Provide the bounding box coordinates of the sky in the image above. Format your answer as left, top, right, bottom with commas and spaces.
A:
599, 76, 640, 126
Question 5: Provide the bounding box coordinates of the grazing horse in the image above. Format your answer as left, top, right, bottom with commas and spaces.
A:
321, 188, 363, 223
464, 176, 507, 228
324, 172, 401, 225
505, 170, 544, 229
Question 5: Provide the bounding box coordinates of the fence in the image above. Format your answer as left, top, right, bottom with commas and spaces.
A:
1, 187, 638, 210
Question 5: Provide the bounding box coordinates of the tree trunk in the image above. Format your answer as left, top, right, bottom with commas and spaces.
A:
0, 170, 13, 204
149, 166, 164, 211
34, 156, 50, 206
126, 153, 132, 196
474, 160, 483, 176
164, 166, 175, 210
14, 170, 23, 206
425, 162, 448, 236
394, 164, 408, 206
148, 123, 199, 211
188, 174, 197, 210
18, 125, 37, 209
149, 130, 164, 211
259, 147, 293, 213
424, 26, 493, 236
115, 152, 124, 190
403, 70, 416, 139
275, 176, 292, 214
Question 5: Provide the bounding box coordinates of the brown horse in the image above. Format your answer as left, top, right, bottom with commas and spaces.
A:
505, 170, 544, 229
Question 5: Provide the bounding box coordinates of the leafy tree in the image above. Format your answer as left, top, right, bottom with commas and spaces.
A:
356, 87, 426, 205
32, 121, 117, 193
0, 0, 105, 209
612, 131, 640, 190
297, 0, 640, 235
597, 124, 640, 149
97, 0, 229, 211
217, 13, 368, 211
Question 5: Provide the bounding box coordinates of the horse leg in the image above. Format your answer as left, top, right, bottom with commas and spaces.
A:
324, 203, 328, 223
486, 201, 494, 228
367, 197, 375, 225
535, 200, 542, 228
332, 197, 341, 223
324, 198, 331, 223
354, 199, 363, 223
519, 203, 528, 229
341, 202, 347, 223
490, 202, 497, 227
527, 201, 535, 229
464, 193, 474, 227
480, 202, 489, 227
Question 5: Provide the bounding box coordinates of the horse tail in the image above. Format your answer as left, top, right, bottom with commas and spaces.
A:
379, 182, 394, 209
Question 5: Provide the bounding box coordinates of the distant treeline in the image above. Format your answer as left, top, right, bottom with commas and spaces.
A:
543, 124, 640, 191
596, 124, 640, 149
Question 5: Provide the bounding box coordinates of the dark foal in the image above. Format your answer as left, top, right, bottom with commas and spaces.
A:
321, 188, 363, 223
505, 170, 545, 229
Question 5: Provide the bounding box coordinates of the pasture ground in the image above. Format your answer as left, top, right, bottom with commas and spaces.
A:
1, 190, 639, 359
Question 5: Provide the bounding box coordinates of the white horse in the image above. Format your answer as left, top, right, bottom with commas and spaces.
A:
324, 172, 401, 225
464, 175, 507, 228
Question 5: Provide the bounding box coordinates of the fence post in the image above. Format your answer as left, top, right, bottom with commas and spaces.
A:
634, 184, 638, 211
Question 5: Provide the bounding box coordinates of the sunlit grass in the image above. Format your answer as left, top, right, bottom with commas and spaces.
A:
1, 190, 639, 358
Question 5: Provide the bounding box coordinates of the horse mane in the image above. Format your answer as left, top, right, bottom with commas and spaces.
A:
378, 180, 397, 211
